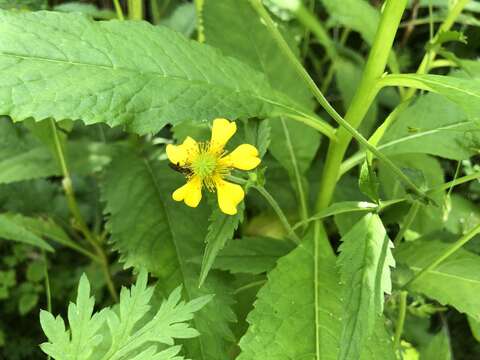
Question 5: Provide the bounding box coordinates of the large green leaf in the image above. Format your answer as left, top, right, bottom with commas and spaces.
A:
0, 10, 304, 134
397, 240, 480, 321
237, 228, 396, 359
380, 93, 480, 160
237, 231, 343, 359
337, 214, 395, 360
102, 151, 236, 359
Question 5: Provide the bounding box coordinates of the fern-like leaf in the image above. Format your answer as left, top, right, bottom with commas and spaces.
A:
39, 270, 211, 360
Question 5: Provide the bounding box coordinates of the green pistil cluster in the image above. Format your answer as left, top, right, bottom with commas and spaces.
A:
191, 151, 217, 179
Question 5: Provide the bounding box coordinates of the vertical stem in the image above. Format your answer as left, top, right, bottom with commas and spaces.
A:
404, 223, 480, 288
112, 0, 124, 20
194, 0, 205, 42
48, 120, 118, 302
128, 0, 143, 20
316, 0, 408, 212
394, 201, 420, 246
394, 291, 408, 353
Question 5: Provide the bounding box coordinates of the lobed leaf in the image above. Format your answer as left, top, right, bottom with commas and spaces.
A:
40, 270, 210, 360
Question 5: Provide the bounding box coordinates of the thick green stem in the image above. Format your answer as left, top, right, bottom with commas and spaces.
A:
316, 0, 408, 212
404, 223, 480, 288
128, 0, 143, 20
393, 291, 408, 353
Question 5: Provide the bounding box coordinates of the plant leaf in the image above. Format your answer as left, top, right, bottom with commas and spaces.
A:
397, 240, 480, 321
199, 205, 244, 287
237, 227, 396, 359
102, 151, 236, 359
212, 236, 293, 275
0, 213, 53, 251
384, 73, 480, 123
380, 93, 480, 160
40, 270, 210, 359
337, 214, 395, 360
237, 230, 343, 359
320, 0, 380, 45
0, 10, 303, 134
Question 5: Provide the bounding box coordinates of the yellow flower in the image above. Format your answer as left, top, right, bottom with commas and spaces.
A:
166, 118, 261, 215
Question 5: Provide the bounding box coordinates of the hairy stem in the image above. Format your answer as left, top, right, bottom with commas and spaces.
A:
404, 223, 480, 288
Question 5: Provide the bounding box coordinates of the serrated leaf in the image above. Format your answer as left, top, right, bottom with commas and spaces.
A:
102, 151, 236, 359
212, 236, 293, 275
40, 274, 107, 359
0, 213, 53, 251
237, 230, 343, 359
397, 240, 480, 321
0, 10, 305, 134
337, 214, 395, 360
199, 205, 244, 287
40, 270, 210, 360
237, 227, 396, 359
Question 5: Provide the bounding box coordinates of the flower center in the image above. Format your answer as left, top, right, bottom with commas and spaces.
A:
191, 151, 217, 179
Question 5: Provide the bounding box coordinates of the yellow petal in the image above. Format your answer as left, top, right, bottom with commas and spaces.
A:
166, 137, 198, 166
215, 178, 244, 215
210, 118, 236, 153
221, 144, 261, 170
172, 176, 202, 208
